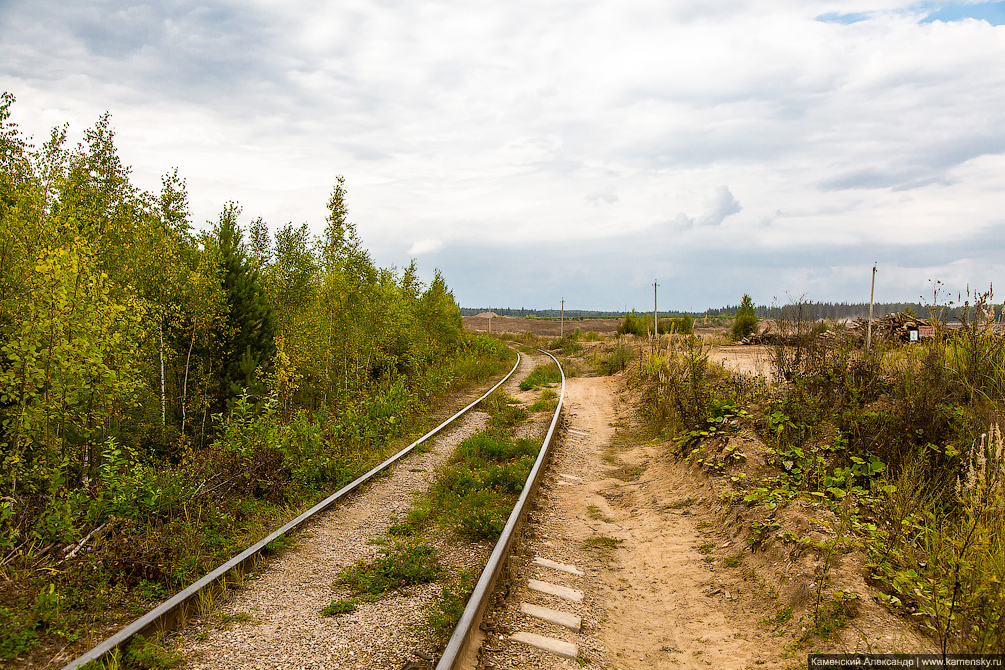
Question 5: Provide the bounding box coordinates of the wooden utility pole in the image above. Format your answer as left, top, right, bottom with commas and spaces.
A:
867, 264, 877, 350
560, 298, 564, 338
653, 280, 658, 338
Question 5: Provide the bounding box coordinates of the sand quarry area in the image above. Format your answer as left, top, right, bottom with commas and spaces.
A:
463, 315, 623, 337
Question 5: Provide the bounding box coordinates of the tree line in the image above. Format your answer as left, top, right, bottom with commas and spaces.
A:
0, 91, 470, 518
705, 301, 934, 320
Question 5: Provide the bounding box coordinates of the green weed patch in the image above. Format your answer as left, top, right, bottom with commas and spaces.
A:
519, 364, 562, 391
405, 432, 540, 541
336, 544, 440, 597
529, 389, 558, 412
321, 598, 358, 617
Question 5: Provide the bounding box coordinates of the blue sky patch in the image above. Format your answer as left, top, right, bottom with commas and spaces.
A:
919, 1, 1005, 25
816, 11, 872, 23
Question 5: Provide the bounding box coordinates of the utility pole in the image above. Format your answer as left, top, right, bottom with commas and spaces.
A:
867, 264, 877, 351
653, 280, 658, 338
560, 298, 564, 338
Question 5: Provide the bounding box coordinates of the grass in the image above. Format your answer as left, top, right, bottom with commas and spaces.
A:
596, 340, 634, 375
529, 388, 558, 412
321, 598, 358, 617
583, 535, 623, 550
427, 572, 473, 643
263, 533, 293, 555
86, 632, 181, 670
336, 543, 440, 597
481, 392, 528, 428
403, 432, 540, 541
760, 606, 793, 628
519, 363, 562, 391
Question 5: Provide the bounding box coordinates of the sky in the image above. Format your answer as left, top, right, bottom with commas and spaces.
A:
2, 1, 1004, 312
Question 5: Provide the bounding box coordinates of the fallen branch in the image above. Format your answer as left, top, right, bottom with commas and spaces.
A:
56, 523, 108, 566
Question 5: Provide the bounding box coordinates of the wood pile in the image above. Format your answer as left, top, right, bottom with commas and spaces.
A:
847, 312, 929, 343
739, 326, 836, 346
738, 312, 930, 345
739, 323, 784, 345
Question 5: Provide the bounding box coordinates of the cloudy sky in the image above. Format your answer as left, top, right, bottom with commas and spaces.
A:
2, 1, 1004, 312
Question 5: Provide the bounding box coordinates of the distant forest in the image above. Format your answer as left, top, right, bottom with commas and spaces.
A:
461, 302, 959, 320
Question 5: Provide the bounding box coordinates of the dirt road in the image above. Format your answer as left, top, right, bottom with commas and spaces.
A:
477, 376, 798, 668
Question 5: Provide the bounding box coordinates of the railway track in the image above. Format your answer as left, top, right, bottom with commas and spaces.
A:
62, 349, 565, 670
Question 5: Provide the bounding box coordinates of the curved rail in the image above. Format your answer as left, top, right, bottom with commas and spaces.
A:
63, 354, 523, 670
436, 349, 566, 670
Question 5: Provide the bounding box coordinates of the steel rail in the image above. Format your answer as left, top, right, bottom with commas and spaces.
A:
436, 349, 565, 670
62, 353, 522, 670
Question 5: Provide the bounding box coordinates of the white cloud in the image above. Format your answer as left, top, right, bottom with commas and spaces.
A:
696, 186, 742, 226
586, 191, 619, 205
1, 0, 1003, 309
408, 239, 444, 255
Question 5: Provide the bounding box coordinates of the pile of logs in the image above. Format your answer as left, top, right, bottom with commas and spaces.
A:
739, 312, 931, 345
847, 312, 930, 343
739, 323, 784, 346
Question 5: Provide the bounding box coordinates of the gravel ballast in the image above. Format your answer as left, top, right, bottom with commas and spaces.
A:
173, 353, 550, 670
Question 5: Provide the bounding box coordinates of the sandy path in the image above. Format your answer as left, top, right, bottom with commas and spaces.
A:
475, 374, 799, 669
473, 375, 623, 670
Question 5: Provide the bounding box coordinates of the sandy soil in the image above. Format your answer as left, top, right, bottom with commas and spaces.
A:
463, 316, 623, 337
709, 345, 775, 381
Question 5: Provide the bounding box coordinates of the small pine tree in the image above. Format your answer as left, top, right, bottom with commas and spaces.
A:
215, 203, 275, 403
732, 294, 759, 341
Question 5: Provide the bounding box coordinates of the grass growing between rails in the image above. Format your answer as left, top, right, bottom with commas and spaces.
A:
529, 389, 558, 413
427, 571, 474, 644
332, 378, 546, 649
0, 334, 513, 666
336, 543, 440, 599
398, 432, 541, 541
632, 289, 1005, 652
519, 363, 562, 391
480, 392, 529, 428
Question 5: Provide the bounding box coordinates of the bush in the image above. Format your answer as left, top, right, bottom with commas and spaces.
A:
617, 311, 692, 336
732, 294, 759, 341
659, 315, 694, 335
456, 489, 510, 540
597, 340, 634, 375
617, 311, 649, 337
